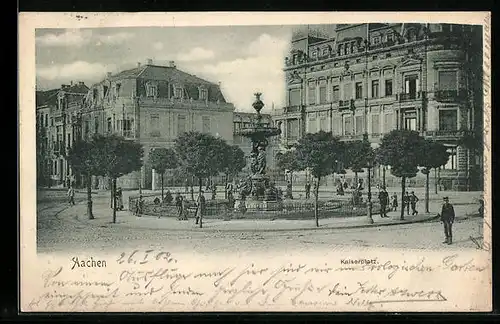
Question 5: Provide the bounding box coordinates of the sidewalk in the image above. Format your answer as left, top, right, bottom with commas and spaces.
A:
60, 196, 451, 232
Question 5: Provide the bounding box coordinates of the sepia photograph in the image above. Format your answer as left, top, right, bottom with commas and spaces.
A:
20, 12, 492, 312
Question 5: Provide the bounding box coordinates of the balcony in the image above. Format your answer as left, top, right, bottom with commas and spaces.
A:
283, 105, 304, 114
434, 89, 467, 102
424, 130, 473, 141
397, 91, 425, 102
338, 99, 355, 111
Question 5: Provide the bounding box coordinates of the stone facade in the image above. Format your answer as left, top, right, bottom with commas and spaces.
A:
273, 23, 483, 191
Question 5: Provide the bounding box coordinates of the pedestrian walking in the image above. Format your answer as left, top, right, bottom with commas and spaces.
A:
305, 181, 311, 199
195, 191, 206, 225
115, 187, 124, 210
175, 192, 183, 220
67, 186, 75, 206
404, 191, 411, 215
410, 191, 419, 215
391, 193, 398, 211
378, 186, 389, 218
438, 196, 455, 245
134, 195, 144, 217
180, 195, 188, 220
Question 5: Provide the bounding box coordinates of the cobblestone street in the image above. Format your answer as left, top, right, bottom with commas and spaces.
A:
36, 189, 486, 255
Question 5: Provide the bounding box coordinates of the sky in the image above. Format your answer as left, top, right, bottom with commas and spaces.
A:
35, 25, 332, 113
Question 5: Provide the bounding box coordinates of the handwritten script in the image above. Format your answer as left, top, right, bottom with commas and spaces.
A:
24, 250, 489, 312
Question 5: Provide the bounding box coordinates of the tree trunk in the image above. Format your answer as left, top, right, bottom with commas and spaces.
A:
198, 177, 203, 228
86, 172, 94, 220
161, 172, 164, 201
112, 177, 117, 223
425, 171, 430, 213
314, 176, 320, 227
354, 172, 358, 188
382, 166, 386, 188
434, 168, 438, 194
225, 174, 228, 199
400, 176, 406, 220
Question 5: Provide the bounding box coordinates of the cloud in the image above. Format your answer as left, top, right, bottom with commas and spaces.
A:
36, 29, 92, 47
153, 41, 164, 50
199, 34, 289, 112
37, 61, 117, 81
176, 47, 215, 62
36, 29, 134, 47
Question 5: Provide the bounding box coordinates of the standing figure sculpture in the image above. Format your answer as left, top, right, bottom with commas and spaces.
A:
256, 145, 267, 174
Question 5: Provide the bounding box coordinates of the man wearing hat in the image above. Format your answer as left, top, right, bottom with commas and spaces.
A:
378, 186, 389, 218
438, 197, 455, 245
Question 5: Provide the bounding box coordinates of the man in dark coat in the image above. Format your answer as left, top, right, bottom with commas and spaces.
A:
403, 191, 411, 215
305, 182, 311, 199
438, 196, 455, 245
410, 191, 419, 215
195, 191, 206, 225
378, 186, 389, 218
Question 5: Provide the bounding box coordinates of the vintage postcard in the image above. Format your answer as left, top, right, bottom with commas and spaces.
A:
19, 12, 491, 312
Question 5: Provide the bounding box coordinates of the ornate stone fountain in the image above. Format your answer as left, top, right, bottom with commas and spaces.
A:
234, 93, 282, 213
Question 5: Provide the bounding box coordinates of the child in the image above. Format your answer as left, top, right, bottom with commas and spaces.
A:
391, 193, 398, 212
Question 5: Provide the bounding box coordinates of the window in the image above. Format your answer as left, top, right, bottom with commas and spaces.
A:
123, 119, 133, 137
45, 114, 48, 127
385, 53, 392, 58
371, 114, 380, 134
387, 33, 394, 42
371, 80, 380, 98
115, 83, 121, 97
286, 119, 299, 140
439, 110, 458, 131
404, 75, 419, 96
174, 87, 183, 99
443, 147, 457, 170
103, 85, 109, 97
384, 113, 393, 132
356, 58, 361, 63
405, 117, 417, 131
199, 88, 207, 100
344, 116, 353, 135
355, 82, 363, 99
319, 86, 327, 104
150, 114, 160, 136
84, 121, 90, 138
332, 85, 340, 102
385, 79, 393, 96
311, 50, 317, 58
372, 55, 378, 60
438, 71, 457, 91
308, 83, 316, 105
94, 116, 99, 134
334, 62, 339, 67
177, 115, 186, 135
307, 114, 316, 134
332, 116, 342, 135
355, 116, 364, 134
289, 89, 300, 106
107, 117, 112, 132
343, 83, 352, 100
93, 88, 98, 101
322, 48, 329, 56
67, 133, 71, 146
202, 116, 210, 133
320, 113, 328, 131
372, 36, 381, 44
146, 83, 157, 97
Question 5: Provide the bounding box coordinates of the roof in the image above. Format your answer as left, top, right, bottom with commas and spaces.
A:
36, 83, 89, 107
108, 64, 227, 103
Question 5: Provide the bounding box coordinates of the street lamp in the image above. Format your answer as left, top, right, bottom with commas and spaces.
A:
366, 159, 374, 224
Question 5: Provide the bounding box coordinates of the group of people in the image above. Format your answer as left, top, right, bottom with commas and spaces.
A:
378, 187, 420, 217
173, 191, 206, 224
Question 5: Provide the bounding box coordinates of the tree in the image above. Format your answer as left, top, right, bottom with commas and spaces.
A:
174, 131, 229, 228
294, 131, 345, 227
376, 130, 426, 220
93, 134, 144, 223
275, 148, 300, 195
419, 140, 449, 212
223, 145, 246, 198
67, 138, 101, 220
345, 133, 372, 187
149, 147, 178, 200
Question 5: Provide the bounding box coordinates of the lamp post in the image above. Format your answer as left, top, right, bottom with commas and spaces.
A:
382, 165, 386, 188
367, 160, 374, 224
85, 159, 94, 219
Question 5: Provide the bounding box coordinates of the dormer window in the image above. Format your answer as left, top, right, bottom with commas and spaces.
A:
174, 86, 183, 99
146, 82, 158, 97
199, 87, 207, 100
387, 33, 394, 42
372, 36, 381, 45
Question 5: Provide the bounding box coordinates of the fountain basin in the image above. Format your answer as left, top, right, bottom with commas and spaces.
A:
234, 199, 283, 212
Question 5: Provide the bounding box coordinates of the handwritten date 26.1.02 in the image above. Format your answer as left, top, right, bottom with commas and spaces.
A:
116, 250, 177, 266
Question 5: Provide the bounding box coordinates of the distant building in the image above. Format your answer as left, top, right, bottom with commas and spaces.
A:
273, 23, 483, 191
36, 82, 89, 187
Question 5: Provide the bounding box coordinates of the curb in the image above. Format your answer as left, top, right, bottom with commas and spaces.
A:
72, 211, 441, 233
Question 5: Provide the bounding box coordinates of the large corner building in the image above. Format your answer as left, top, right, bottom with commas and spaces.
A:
273, 23, 483, 191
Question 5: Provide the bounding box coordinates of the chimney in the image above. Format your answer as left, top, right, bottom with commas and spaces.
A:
169, 60, 176, 68
147, 58, 153, 65
137, 62, 141, 68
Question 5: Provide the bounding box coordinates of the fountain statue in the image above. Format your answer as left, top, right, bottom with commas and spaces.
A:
234, 93, 282, 212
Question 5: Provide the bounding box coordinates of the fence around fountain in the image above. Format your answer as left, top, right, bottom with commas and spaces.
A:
129, 193, 381, 220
